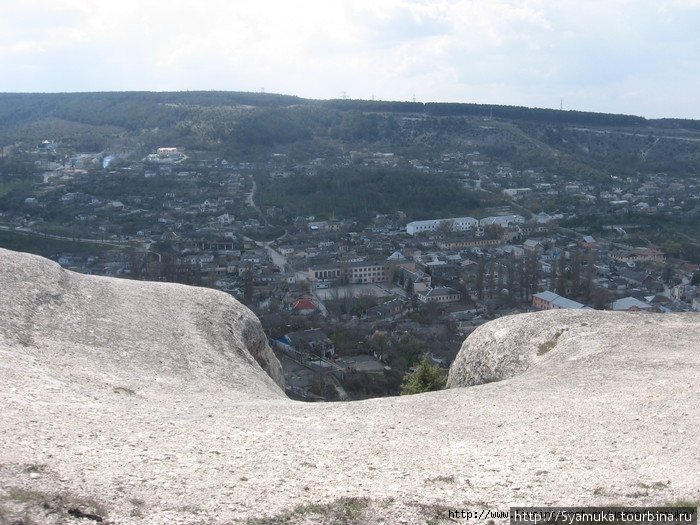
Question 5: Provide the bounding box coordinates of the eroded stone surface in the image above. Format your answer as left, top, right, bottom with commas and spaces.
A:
447, 309, 700, 388
1, 248, 698, 525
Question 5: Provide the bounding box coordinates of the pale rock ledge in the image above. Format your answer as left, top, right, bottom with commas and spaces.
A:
0, 248, 698, 525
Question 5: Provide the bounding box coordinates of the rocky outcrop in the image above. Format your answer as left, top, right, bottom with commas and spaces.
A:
0, 248, 284, 397
447, 309, 700, 388
0, 248, 698, 525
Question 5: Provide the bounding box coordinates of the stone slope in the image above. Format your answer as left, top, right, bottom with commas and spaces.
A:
0, 248, 698, 525
448, 308, 699, 388
0, 248, 284, 400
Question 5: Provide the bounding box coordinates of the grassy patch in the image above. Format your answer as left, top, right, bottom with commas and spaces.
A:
637, 480, 670, 490
2, 486, 108, 523
409, 501, 462, 524
663, 499, 698, 508
247, 496, 371, 525
537, 328, 568, 356
113, 386, 136, 396
425, 475, 456, 484
6, 487, 47, 505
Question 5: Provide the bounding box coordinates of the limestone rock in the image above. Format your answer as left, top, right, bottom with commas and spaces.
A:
447, 309, 699, 388
0, 247, 285, 398
1, 248, 698, 525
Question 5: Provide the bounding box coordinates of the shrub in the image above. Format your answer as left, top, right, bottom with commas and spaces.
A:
400, 356, 447, 395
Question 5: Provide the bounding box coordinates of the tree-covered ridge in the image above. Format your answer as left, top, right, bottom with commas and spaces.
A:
2, 90, 699, 187
256, 167, 487, 222
0, 91, 304, 138
424, 102, 647, 126
2, 91, 698, 137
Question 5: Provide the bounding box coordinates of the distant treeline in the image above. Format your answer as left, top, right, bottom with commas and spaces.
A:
424, 102, 647, 126
0, 91, 700, 149
256, 167, 486, 222
0, 91, 303, 132
301, 98, 700, 129
2, 91, 698, 133
313, 99, 650, 127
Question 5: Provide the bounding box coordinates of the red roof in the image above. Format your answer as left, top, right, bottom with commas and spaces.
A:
292, 299, 316, 311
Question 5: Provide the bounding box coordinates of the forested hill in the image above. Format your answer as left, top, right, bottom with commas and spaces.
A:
2, 91, 699, 182
1, 91, 698, 133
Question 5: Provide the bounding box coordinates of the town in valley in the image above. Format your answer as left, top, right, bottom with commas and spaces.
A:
2, 93, 699, 401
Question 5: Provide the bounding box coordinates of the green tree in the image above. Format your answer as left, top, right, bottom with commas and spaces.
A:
475, 259, 485, 300
661, 240, 682, 258
400, 356, 447, 395
590, 287, 614, 310
244, 264, 254, 305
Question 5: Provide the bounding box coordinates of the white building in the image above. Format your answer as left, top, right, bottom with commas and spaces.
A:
418, 287, 461, 304
479, 214, 525, 227
406, 217, 478, 235
157, 147, 180, 157
502, 188, 532, 197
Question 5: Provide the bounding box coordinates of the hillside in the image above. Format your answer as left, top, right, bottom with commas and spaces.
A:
3, 91, 700, 246
2, 91, 699, 176
0, 247, 698, 524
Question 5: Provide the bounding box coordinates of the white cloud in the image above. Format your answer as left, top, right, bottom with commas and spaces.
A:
0, 0, 698, 118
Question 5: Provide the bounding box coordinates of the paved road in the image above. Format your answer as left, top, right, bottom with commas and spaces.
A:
262, 241, 288, 271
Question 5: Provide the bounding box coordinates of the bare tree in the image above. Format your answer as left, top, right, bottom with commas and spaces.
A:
436, 219, 455, 236
496, 262, 504, 298
550, 258, 558, 292
244, 264, 254, 305
523, 252, 539, 299
582, 251, 595, 301
556, 255, 567, 296
506, 256, 516, 303
517, 259, 525, 302
486, 259, 495, 299
569, 251, 581, 296
475, 259, 485, 300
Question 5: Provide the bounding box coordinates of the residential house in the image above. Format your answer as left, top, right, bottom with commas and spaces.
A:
580, 235, 597, 249
610, 297, 653, 312
417, 287, 461, 304
290, 297, 317, 316
523, 239, 545, 253
365, 299, 406, 321
532, 291, 585, 310
611, 247, 665, 265
280, 329, 335, 358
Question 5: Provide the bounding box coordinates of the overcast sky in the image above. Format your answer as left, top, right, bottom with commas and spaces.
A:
1, 0, 699, 119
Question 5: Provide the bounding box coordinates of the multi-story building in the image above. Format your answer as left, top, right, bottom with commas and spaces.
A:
406, 217, 478, 235
309, 261, 390, 284
532, 291, 586, 310
417, 286, 462, 304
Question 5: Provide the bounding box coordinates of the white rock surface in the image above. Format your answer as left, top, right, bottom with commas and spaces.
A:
0, 248, 698, 524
